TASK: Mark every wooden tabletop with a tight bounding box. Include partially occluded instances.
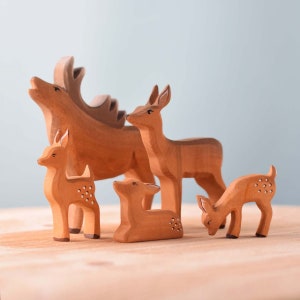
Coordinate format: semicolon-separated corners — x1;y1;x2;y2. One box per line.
0;204;299;300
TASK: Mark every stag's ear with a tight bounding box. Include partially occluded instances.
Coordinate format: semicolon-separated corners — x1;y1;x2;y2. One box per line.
145;183;160;195
147;85;159;105
197;195;213;213
60;129;69;148
156;85;171;109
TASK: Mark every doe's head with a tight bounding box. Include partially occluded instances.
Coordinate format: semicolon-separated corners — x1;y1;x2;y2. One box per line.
37;129;69;167
126;85;171;128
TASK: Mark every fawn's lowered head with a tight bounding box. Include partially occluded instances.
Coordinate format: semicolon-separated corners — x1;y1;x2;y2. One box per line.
113;178;160;200
126;85;171;129
38;129;69;168
197;195;220;235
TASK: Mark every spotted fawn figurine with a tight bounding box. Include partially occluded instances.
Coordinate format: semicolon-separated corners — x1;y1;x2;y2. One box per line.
127;85;226;221
38;129;100;241
113;178;183;242
197;165;277;239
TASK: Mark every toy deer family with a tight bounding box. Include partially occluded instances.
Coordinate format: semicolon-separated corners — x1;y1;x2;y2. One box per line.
30;56;277;243
113;178;183;242
38;129;100;241
127;85;226;221
198;165;277;239
29;56;155;233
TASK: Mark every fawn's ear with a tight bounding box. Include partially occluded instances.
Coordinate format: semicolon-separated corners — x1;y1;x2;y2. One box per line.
53;130;61;144
156;85;171;109
60;129;69;148
144;183;160;195
147;85;159;105
197;195;213;214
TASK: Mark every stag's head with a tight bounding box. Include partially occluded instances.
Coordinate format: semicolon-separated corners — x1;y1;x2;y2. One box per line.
126;85;171;129
113;178;160;200
28;56;126;143
29;57;85;109
38;129;69;168
197;195;220;236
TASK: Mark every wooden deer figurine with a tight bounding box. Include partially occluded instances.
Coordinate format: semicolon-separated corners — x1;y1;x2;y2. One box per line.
38;129;100;241
113;178;183;242
29;56;155;233
126;85;226;219
197;165;277;239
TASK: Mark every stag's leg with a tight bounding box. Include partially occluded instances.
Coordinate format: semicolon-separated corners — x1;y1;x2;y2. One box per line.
50;203;70;242
125;167;156;210
68;204;83;233
256;202;273;237
195;173;226;228
82;203;100;239
159;177;182;217
226;209;242;239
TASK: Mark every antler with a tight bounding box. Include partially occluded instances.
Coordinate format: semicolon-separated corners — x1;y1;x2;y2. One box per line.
53;56;126;128
54;56;85;107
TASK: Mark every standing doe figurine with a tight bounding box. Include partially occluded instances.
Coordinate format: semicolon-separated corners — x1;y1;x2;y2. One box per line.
198;165;277;239
38;129;100;241
127;85;226;220
113;178;183;242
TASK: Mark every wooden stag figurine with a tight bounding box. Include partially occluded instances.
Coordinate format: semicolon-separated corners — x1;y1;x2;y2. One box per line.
29;56;155;232
127;85;226;219
113;178;183;242
38;129;100;241
197;165;277;239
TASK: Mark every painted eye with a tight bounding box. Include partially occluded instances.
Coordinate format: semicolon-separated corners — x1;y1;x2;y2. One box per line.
54;86;60;92
207;220;211;225
52;153;56;157
132;181;138;186
147;109;153;114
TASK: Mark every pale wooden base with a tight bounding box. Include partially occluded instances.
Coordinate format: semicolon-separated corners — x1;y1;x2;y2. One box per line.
0;204;299;300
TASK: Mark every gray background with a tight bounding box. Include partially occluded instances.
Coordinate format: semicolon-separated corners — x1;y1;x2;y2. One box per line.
0;0;299;208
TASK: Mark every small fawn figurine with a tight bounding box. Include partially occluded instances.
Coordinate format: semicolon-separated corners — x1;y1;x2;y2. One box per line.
197;165;277;239
38;129;100;241
113;178;183;242
127;85;226;220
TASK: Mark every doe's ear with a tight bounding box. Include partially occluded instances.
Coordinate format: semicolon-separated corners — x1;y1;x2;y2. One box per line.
156;85;171;109
147;85;159;105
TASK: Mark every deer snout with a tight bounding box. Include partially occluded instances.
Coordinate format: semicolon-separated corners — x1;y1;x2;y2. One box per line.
37;157;45;166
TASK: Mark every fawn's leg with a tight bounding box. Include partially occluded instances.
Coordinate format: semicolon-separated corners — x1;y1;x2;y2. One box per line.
50;203;70;242
68;204;83;233
82;203;101;239
195;173;226;228
256;202;273;237
226;209;242;239
159;177;182;217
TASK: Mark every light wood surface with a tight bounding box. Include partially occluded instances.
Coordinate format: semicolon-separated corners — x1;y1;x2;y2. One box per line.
0;204;299;300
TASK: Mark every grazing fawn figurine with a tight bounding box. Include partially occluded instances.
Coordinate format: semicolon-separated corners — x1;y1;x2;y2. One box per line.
38;129;100;241
29;56;155;233
113;178;183;242
127;85;226;220
197;165;277;239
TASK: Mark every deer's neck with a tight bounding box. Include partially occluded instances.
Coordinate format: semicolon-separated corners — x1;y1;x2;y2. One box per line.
119;196;143;224
44;165;66;187
138;123;170;157
214;192;241;225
